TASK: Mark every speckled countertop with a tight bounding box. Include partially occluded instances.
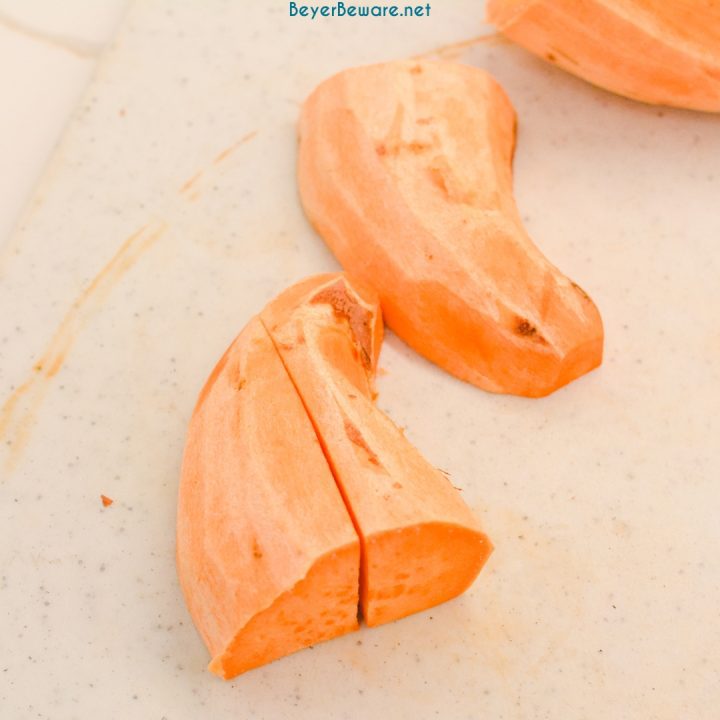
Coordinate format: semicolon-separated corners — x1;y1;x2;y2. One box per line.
0;0;128;249
1;1;719;718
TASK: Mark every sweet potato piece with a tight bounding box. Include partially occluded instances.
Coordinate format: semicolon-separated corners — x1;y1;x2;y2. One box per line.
176;317;360;679
298;60;603;397
488;0;720;112
261;274;492;626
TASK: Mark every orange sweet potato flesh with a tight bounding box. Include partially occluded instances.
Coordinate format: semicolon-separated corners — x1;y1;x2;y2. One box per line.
298;60;603;397
488;0;720;112
177;316;360;679
261;274;493;626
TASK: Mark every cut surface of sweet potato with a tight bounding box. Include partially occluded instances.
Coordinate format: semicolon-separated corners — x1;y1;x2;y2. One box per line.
261;274;493;626
488;0;720;112
177;316;360;679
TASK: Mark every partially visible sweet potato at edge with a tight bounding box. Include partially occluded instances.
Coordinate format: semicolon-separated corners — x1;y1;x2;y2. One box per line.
488;0;720;112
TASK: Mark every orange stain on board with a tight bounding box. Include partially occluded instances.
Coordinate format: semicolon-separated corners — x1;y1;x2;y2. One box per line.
0;221;167;474
1;130;258;474
179;171;203;194
101;494;114;507
176;130;258;200
414;32;505;60
213;130;258;165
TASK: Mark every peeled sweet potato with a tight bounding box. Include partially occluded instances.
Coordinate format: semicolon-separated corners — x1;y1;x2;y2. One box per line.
261;274;492;626
177;274;492;678
177;316;360;679
298;60;603;397
488;0;720;112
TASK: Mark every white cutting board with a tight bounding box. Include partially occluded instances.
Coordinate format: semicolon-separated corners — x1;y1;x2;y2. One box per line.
1;1;719;718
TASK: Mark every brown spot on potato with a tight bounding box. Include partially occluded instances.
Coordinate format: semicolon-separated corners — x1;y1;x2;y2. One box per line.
516;319;537;337
343;418;382;468
548;46;578;65
428;166;449;196
407;141;430;153
572;281;591;301
515;318;548;344
311;281;374;369
252;539;263;559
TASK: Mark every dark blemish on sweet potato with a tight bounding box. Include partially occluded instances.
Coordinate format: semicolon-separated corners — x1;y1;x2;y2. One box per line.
515;318;548;344
428;167;449;196
311;281;374;370
572;282;591;301
516;319;537;337
548;46;578;66
407;141;431;153
427;165;477;205
343;418;381;467
237;378;246;390
252;539;263;559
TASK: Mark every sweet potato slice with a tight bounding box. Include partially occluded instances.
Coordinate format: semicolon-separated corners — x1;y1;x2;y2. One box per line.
176;317;360;679
298;60;603;397
261;274;492;626
488;0;720;112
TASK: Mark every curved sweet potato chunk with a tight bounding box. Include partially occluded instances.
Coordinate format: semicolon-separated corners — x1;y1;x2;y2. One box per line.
178;274;493;677
298;60;603;397
177;317;360;679
261;274;492;626
488;0;720;112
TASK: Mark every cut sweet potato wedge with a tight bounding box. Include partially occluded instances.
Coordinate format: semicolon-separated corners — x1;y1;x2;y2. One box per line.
298;60;603;397
177;317;360;679
178;274;493;677
488;0;720;112
261;274;492;626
